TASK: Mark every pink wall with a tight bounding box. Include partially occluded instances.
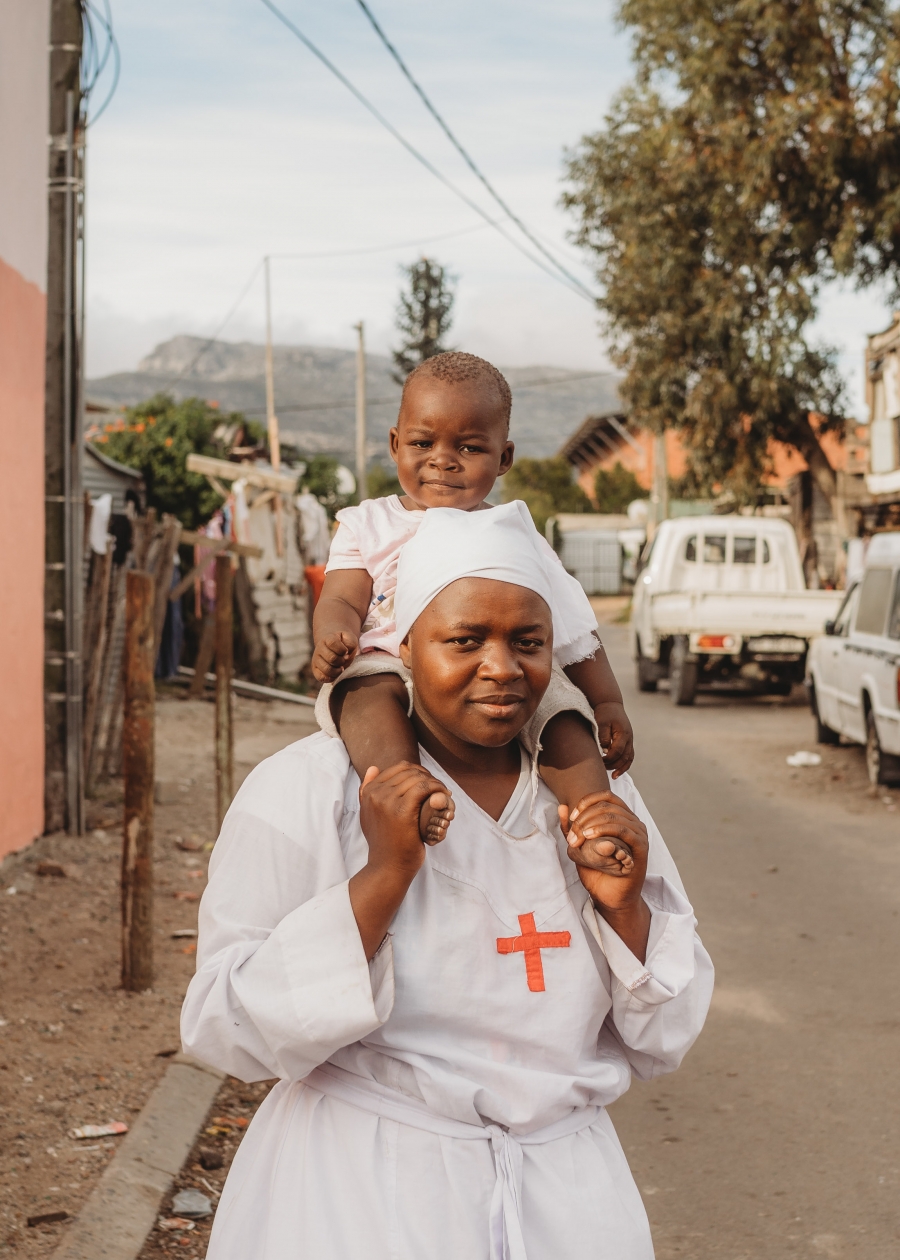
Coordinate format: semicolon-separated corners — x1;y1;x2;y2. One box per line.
0;257;45;856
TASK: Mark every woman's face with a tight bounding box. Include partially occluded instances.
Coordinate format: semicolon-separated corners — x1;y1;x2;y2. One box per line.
399;577;553;749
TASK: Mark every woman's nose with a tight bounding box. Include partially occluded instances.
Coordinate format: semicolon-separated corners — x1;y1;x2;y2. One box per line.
478;644;524;681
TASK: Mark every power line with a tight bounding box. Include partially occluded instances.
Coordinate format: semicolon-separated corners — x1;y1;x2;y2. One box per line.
161;259;265;389
270;218;497;260
351;0;596;301
259;0;594;302
81;0;120;126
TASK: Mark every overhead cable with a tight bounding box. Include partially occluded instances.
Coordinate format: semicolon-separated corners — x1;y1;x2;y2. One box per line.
259;0;594;302
81;0;120;125
351;0;596;300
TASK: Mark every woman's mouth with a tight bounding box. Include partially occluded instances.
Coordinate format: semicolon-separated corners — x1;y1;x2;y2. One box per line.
469;695;525;719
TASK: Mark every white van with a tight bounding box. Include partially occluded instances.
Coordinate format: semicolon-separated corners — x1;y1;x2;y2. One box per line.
806;532;900;785
632;516;841;704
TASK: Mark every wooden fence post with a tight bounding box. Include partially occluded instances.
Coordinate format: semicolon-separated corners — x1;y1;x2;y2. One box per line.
122;570;155;992
215;555;234;830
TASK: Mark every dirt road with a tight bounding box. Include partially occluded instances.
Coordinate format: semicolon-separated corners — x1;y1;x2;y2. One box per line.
598;617;900;1260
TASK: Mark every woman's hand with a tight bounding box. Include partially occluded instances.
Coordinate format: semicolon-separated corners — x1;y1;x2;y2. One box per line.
559;791;651;962
350;762;451;959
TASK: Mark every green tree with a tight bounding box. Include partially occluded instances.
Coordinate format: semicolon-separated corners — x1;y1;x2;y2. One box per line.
299;454;354;520
91;394;253;529
392;257;456;383
594;463;645;514
365;462;403;500
502;457;592;537
563;0;900;509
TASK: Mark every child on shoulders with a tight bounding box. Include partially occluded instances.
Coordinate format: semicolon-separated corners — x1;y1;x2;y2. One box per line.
312;352;635;854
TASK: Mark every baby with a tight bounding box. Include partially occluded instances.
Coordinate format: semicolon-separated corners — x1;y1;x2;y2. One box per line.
312;352;636;866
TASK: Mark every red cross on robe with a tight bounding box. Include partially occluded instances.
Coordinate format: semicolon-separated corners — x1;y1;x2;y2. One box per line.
496;912;571;992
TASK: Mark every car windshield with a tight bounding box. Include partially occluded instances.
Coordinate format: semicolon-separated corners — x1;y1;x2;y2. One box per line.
888;574;900;640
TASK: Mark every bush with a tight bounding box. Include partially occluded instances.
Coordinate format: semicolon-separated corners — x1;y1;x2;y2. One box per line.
365;463;403;500
299;455;355;520
91;394;260;529
502;457;592;537
593;462;645;515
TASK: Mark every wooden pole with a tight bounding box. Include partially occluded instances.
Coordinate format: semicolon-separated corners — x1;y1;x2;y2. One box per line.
122;570;155;993
354;320;367;502
215;554;234;830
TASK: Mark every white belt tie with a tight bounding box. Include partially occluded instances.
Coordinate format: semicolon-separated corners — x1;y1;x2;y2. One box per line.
303;1063;600;1260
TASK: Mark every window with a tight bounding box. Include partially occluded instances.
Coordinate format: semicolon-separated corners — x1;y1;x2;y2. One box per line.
888;574;900;640
761;539;771;564
832;583;860;637
855;568;893;635
703;535;726;563
733;536;756;565
685;535;697;562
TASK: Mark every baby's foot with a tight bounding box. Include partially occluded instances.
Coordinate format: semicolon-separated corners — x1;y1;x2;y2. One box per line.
559;796;635;876
420;789;455;846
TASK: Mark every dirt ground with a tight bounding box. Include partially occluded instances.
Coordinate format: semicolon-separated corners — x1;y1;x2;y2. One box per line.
0;687;317;1257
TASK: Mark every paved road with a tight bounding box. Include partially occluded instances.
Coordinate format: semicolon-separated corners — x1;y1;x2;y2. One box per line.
597;618;900;1260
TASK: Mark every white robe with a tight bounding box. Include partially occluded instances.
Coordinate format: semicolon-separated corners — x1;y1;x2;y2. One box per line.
181;734;714;1260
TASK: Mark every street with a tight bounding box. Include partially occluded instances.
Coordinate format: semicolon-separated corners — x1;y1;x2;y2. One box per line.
598;615;900;1260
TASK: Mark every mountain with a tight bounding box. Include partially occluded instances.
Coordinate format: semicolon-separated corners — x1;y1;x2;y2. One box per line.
86;336;622;462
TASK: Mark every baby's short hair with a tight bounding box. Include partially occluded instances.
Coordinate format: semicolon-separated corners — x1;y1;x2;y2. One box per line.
402;352;512;428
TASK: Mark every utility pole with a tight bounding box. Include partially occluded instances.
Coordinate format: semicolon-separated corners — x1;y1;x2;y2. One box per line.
354;320;367;502
122;571;155;992
264;256;281;471
264;256;285;554
45;0;84;835
650;430;669;533
214;555;234;830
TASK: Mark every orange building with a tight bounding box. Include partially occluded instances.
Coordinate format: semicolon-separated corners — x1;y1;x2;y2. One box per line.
559;412;865;504
0;1;50;857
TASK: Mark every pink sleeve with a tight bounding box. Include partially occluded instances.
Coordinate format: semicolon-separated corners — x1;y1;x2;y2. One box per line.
325;520;368;573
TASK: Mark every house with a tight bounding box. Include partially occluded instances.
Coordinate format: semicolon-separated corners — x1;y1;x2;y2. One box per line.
0;1;49;858
559;411;866;586
859;315;900;534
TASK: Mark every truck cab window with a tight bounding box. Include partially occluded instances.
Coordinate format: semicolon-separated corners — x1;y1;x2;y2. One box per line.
761;539;771;564
703;535;726;564
856;568;893;635
685;536;697;562
733;536;756;564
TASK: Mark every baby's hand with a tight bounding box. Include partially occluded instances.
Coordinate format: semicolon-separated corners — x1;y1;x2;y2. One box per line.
312;630;359;683
593;702;634;778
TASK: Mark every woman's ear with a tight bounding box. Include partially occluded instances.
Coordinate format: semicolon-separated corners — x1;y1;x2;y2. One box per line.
399;634;411;669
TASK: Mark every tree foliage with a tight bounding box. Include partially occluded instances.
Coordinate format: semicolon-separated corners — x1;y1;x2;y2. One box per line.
594;462;645;514
392;257;456;383
91;394;260;529
298;455;354;520
502;457;592;536
365;462;403;500
563;0;900;506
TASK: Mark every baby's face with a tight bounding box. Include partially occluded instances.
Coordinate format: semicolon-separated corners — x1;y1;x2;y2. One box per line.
389;376;514;511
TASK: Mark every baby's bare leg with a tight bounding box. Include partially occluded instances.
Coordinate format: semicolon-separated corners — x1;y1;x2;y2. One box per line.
331;673;454;844
539;711;610;812
539;713;631;872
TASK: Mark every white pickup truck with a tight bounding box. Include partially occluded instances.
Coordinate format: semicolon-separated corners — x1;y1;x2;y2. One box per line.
806;532;900;785
631;516;842;705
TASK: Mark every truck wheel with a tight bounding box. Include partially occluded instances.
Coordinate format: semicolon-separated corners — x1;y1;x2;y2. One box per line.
635;644;657;693
866;710;900;786
669;637;697;707
809;684;839;745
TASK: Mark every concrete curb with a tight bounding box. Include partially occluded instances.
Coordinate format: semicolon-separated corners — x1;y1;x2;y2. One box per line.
51;1054;226;1260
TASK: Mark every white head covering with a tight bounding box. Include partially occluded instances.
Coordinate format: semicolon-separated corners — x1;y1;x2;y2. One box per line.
394;500;597;664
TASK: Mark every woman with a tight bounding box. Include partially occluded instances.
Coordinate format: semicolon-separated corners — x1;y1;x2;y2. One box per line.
182;504;714;1260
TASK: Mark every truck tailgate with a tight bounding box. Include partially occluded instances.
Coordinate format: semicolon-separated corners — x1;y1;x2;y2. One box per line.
648;589;843;639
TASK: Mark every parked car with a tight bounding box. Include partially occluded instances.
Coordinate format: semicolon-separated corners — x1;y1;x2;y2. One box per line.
806;532;900;785
631;516;842;705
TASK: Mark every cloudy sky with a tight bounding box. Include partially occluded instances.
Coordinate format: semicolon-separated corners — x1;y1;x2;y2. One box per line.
85;0;892;416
